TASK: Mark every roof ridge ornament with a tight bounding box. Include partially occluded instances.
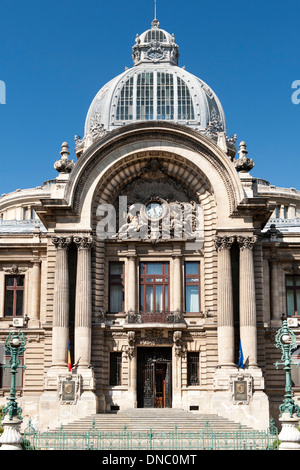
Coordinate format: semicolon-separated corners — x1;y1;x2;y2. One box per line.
151;0;160;28
54;142;75;174
234;141;255;173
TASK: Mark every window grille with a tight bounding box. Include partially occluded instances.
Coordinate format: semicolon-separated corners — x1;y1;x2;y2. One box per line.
187;352;199;386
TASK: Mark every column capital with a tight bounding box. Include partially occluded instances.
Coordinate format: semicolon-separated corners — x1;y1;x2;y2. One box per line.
215;235;235;252
237;235;257;251
52;236;72;250
73;236;93;250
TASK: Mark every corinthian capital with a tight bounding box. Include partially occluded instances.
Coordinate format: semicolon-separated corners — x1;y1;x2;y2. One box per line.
52;236;72;250
237;235;257;251
215;235;235;252
73;236;94;250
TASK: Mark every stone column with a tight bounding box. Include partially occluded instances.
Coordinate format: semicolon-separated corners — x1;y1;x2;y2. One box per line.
215;236;235;367
30;260;41;321
127;255;137;312
52;236;72;368
74;236;93;368
237;236;258;368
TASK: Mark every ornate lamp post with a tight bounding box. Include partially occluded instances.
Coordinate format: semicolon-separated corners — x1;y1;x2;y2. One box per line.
0;330;26;450
275;315;300;450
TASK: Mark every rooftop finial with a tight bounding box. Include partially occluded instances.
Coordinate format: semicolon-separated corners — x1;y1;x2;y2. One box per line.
152;0;159;28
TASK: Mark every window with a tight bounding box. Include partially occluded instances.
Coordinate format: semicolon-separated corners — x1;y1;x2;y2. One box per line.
109;262;124;313
0;343;23;388
116;76;134;121
185;262;200;312
286;275;300;317
187;352;199;386
140;262;169;312
177;77;195;120
110;352;122;386
144;30;167;43
157;72;174;120
136;72;154;120
4;275;24;317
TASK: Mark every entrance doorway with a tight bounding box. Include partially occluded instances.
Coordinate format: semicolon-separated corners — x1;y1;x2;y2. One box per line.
137;347;172;408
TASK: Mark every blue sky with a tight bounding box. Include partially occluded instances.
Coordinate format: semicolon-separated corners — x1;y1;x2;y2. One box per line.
0;0;299;195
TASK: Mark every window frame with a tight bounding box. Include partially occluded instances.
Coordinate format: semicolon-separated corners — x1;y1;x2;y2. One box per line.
109;352;122;386
108;262;125;313
139;262;170;313
187;351;200;386
286;274;300;317
0;342;24;389
4;275;25;318
184;261;201;313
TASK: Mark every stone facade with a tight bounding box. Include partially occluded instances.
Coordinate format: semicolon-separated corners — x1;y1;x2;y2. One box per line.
0;18;299;432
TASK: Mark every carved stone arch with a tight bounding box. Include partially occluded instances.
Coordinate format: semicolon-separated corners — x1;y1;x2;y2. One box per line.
90;150;218;321
65;122;243;226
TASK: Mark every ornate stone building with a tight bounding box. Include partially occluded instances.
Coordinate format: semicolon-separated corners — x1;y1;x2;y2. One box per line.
0;17;299;431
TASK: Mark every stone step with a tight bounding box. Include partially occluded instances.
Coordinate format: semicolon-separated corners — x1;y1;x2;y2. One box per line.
53;409;253;432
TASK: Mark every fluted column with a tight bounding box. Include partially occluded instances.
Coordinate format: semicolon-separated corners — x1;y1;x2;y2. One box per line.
52;236;72;367
74;236;93;368
237;236;258;368
270;252;281;321
215;236;235;367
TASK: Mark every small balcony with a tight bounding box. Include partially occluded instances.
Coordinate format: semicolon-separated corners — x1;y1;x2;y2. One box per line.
126;310;186;327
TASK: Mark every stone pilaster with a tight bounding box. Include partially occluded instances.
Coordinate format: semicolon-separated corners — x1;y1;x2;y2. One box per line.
215;236;235;367
30;260;41;321
51;236;72;368
74;236;93;368
127;255;137;312
237;236;258;368
173;253;182;312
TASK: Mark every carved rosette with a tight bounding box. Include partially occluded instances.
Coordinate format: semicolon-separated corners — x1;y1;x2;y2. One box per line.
214;236;235;252
51;236;72;250
237;236;257;251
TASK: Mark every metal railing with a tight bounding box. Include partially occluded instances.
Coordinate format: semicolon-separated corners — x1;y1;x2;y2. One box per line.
23;419;279;451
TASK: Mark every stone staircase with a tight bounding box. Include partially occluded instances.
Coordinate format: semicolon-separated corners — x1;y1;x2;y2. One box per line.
53;408;254;432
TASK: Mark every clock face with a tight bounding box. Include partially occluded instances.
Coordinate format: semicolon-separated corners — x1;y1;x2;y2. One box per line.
146;202;163;219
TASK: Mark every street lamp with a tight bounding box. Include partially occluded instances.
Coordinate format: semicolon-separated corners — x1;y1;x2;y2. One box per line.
274;314;300;418
0;330;26;451
275;314;300;450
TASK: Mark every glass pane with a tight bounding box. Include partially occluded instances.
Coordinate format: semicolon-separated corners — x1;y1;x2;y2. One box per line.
297;291;300;315
165;263;168;274
155;285;163;311
5;290;13;316
165;285;168;311
146;263;163;275
146;286;154;311
287;291;295;316
186;262;199;275
140;285;144;310
5;276;14;287
16;276;24;287
296;277;300;286
16;291;23;316
286;276;294;286
110;285;123;312
110;263;123;275
186;285;199;312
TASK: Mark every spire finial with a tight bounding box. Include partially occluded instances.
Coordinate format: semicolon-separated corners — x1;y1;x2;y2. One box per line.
151;0;159;28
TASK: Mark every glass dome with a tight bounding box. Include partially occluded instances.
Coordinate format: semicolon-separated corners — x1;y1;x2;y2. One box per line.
83;18;227;143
